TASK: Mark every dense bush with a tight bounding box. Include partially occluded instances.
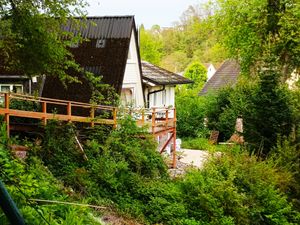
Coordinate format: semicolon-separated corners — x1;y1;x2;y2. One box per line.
205;72;294;155
205;86;238;141
180;152;300;225
28;117;300;224
38;120;86;187
271;138;300;211
0;123;101;224
176;89;209;138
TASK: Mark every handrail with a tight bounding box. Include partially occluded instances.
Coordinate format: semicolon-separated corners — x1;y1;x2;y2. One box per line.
0;92;177;168
0;92;116;110
0;92;176;135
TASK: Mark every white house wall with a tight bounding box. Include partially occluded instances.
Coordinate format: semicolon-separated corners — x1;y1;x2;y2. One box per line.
146;85;175;108
121;28;144;107
207;64;216;81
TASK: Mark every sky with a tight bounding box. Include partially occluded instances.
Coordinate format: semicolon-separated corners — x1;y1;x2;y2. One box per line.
86;0;205;28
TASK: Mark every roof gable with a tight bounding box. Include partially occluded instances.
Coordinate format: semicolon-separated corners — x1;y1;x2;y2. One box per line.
200;60;240;95
42;16;136;103
63;16;134;39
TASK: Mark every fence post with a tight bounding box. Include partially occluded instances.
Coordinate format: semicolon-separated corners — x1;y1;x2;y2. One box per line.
42;101;47;126
113;108;117;129
165;108;169;129
152;108;156;134
4;93;10;138
67;102;72;122
141;109;145;126
90;106;95;128
172;108;177;168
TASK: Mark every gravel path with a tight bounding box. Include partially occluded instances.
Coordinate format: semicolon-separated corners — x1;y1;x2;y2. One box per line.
178;149;210;168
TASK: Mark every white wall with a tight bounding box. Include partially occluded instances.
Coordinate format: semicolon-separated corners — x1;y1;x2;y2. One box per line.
207;64;216;81
121;28;144;107
146;85;175;108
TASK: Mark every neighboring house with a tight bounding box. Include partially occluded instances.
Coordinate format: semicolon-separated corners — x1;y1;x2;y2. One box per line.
41;16;145;107
203;63;216;81
142;61;193;108
0;65;40;95
200;60;240;95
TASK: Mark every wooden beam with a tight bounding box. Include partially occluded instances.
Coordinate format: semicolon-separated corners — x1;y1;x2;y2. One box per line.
113;108;117;129
42;101;47;125
90;106;95;127
4;93;10;138
67;102;72;122
152;108;156;134
172;108;177;168
159;132;174;154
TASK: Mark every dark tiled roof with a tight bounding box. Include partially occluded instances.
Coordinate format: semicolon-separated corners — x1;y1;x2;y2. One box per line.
142;61;193;85
200;60;240;95
63;16;134;39
42;16;136;103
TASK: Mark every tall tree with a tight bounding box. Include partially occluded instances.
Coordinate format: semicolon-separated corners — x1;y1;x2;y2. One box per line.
212;0;300;79
0;0;87;82
139;25;163;65
184;61;207;91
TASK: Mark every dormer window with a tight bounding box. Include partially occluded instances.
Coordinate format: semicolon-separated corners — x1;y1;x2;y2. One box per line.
96;39;106;48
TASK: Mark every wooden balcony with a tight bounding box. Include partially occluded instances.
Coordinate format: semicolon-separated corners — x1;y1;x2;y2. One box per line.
0;92;177;167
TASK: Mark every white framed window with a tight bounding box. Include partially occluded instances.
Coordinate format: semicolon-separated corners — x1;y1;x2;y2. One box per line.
0;84;23;93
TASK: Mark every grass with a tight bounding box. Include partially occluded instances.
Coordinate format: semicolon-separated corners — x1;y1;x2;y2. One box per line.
181;137;241;153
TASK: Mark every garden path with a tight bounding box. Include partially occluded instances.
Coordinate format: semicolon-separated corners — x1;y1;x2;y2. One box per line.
179;149;210;168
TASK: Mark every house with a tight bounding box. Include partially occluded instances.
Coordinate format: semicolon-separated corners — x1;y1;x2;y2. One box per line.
200;60;240;95
40;16;145;108
142;61;193;108
0;16;192;111
203;63;217;81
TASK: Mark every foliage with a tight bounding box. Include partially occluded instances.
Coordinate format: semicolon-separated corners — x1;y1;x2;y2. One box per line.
184;62;207;91
175;90;209;138
0;123;101;224
181;137;233;152
180;152;300;225
271;137;300;210
2;112;300;224
139;4;227;72
205;86;238;141
212;0;300;78
139;25;163;65
182;153;299;224
161;51;190;73
0;0;87;82
205;70;293;154
38;120;85;187
243;64;293;155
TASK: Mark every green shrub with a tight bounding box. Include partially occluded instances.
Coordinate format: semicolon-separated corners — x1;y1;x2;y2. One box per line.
270;138;300;210
180;152;300;225
0;124;101;224
176;90;209;138
39;120;86;188
205;86;238;141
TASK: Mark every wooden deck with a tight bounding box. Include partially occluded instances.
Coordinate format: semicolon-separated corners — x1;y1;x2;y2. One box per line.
0;92;177;167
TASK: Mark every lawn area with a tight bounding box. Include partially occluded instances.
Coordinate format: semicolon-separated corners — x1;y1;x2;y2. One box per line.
181;137;240;152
